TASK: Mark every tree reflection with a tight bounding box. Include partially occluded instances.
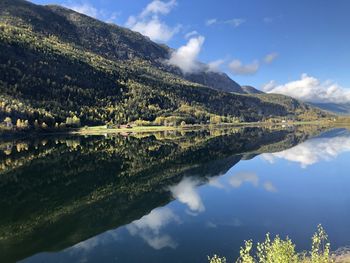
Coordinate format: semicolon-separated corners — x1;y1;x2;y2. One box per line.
0;125;328;262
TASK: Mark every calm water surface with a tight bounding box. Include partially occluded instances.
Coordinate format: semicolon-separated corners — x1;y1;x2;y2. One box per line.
1;126;350;262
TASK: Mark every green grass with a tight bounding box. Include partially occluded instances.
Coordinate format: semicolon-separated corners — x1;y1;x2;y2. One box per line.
70;120;337;135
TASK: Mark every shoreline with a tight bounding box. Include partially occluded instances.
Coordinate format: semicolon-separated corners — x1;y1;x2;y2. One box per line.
71;120;332;135
0;120;340;137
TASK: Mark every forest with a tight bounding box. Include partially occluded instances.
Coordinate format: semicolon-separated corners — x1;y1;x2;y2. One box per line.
0;0;330;132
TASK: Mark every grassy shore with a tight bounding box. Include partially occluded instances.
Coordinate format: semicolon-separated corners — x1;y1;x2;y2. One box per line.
70;120;334;135
0;119;339;137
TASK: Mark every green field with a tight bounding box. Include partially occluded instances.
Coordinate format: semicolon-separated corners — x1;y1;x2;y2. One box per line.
70;120;335;135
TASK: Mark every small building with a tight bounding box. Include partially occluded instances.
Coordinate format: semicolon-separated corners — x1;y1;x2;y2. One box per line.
120;124;132;129
2;121;13;129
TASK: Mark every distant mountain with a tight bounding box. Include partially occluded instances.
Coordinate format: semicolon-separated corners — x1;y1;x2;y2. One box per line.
314;128;350;139
241;85;264;94
0;0;329;128
311;102;350;115
184;70;243;93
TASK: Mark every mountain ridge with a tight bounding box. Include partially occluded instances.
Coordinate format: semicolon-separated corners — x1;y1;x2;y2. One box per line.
1;0;243;93
241;85;264;94
310;102;350;115
46;4;244;93
0;0;329;129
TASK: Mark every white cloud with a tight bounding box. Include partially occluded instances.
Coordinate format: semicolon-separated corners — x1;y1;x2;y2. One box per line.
206;18;246;28
167;36;205;73
264;52;278;64
207;175;226;189
70;229;121;253
262;133;350;168
141;234;177;250
263;15;283;24
140;0;177;17
64;2;120;22
185;30;199;39
229;59;259;75
263;181;277;192
207;59;225;72
106;11;120;23
206;18;217;26
65;3;99;18
229;172;259;188
127;207;180;250
129;208;178;232
263;74;350;104
169;177;205;213
227;53;276;75
227;172;277;193
127;17;180;42
263;80;277;91
225;18;246;27
126;0;180;42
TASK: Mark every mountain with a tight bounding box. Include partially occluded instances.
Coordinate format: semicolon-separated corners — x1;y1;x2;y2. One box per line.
0;0;329;129
40;4;245;94
0;0;243;94
241;85;264;94
184;69;243;93
310;102;350;115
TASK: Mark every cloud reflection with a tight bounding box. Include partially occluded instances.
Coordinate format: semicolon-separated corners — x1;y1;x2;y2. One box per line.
169;177;205;213
207;175;225;189
229;172;259;188
210;171;278;193
126;207;180;250
262;134;350;168
70;229;121;254
263;181;277;192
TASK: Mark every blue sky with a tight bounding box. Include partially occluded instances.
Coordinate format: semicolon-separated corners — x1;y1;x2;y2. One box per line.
29;0;350;103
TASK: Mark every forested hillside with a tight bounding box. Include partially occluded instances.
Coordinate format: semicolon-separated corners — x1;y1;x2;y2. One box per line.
0;0;329;130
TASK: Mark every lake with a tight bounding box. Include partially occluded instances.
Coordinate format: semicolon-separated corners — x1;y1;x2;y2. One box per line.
1;126;350;263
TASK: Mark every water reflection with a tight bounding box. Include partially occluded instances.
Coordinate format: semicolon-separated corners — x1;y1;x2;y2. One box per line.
71;229;120;253
262;129;350;167
169;177;205;214
0;125;344;262
126;208;180;250
229;172;259;188
209;171;278;193
263;181;277;192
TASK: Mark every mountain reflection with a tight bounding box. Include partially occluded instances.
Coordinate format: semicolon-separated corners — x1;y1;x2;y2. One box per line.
0;125;332;262
262;129;350;167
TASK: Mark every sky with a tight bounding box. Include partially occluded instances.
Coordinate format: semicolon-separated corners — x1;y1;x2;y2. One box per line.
29;0;350;103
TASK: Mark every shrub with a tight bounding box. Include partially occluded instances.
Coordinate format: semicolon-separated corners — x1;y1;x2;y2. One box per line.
208;225;333;263
208;255;226;263
134;119;152;126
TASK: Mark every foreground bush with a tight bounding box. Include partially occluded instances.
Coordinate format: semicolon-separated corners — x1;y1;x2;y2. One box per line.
209;225;334;263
